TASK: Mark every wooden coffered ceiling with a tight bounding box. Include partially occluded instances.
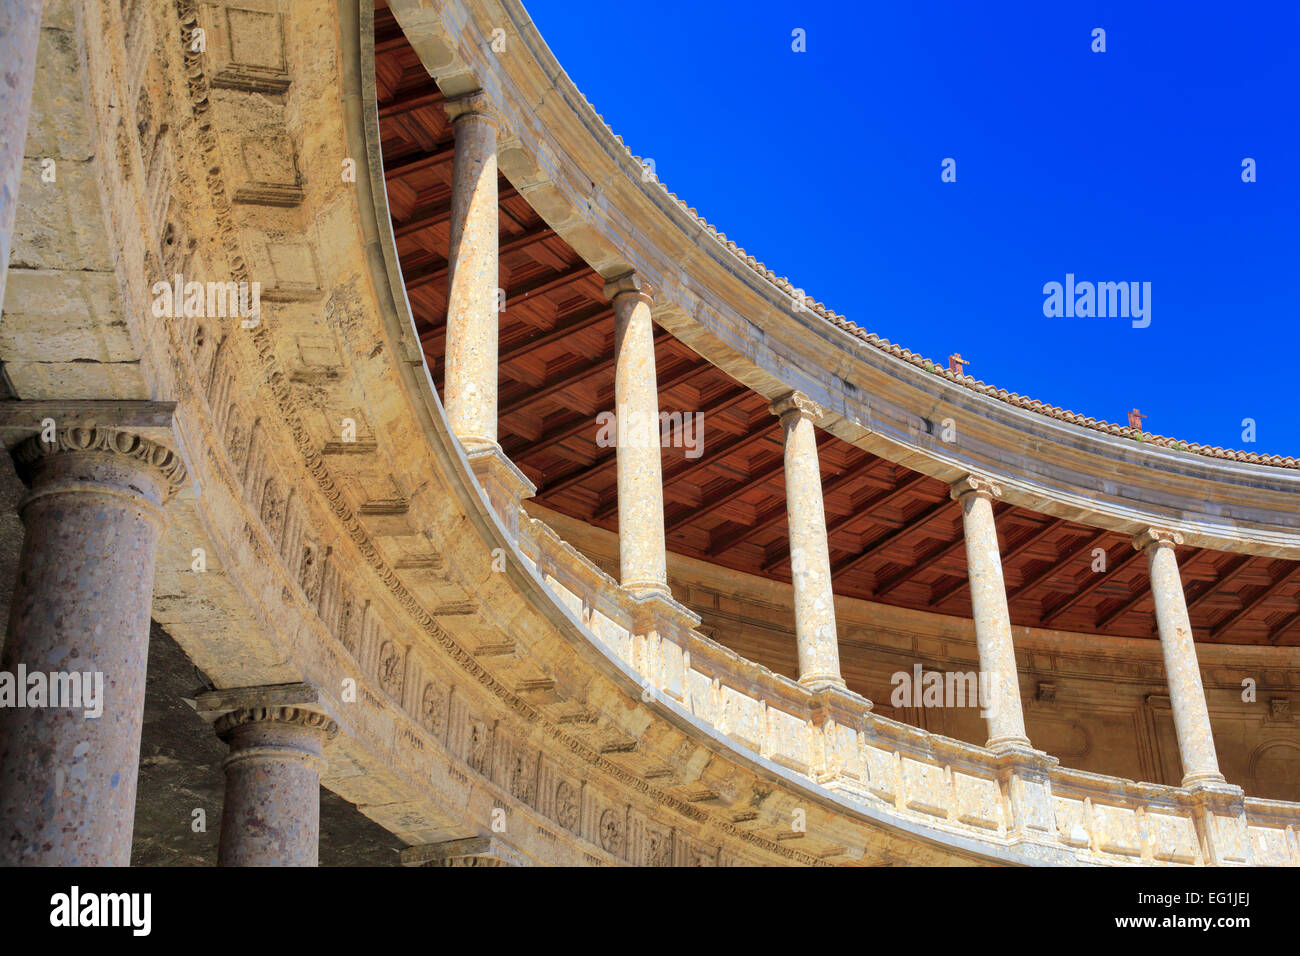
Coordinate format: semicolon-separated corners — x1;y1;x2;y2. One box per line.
375;4;1300;648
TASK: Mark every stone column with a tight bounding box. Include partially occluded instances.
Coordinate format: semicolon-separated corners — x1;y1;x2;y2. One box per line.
951;475;1030;751
0;1;43;315
215;706;338;866
0;427;186;865
443;91;501;452
771;391;843;688
605;273;669;598
1134;528;1224;787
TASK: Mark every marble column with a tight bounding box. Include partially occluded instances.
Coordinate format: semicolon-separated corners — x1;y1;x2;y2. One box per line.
951;475;1030;751
0;427;186;865
443;91;501;452
1134;528;1225;787
771;391;843;688
605;273;669;598
215;706;338;866
0;1;43;315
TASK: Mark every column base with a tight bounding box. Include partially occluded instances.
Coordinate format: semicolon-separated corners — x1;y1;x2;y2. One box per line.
798;674;847;692
624;581;672;601
1184;779;1248;866
466;443;536;541
989;745;1060;844
627;589;700;702
985;733;1034;755
1181;769;1227;789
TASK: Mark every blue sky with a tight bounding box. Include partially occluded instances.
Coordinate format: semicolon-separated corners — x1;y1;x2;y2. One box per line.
522;0;1300;457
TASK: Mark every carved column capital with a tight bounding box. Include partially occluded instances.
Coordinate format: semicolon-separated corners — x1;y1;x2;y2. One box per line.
1133;527;1183;552
443;90;506;132
401;835;525;867
770;390;823;424
213;705;339;744
949;473;1002;502
11;426;188;501
603;271;656;307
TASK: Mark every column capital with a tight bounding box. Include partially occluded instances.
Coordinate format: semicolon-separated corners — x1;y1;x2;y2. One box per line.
443;90;506;131
603;271;656;306
11;426;187;500
213;706;340;744
1133;527;1183;552
770;390;823;424
400;835;525;867
949;473;1002;502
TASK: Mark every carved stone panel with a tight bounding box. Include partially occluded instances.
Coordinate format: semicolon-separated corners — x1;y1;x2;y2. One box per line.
421;681;448;738
598;808;625;856
378;640;404;700
554;780;579;831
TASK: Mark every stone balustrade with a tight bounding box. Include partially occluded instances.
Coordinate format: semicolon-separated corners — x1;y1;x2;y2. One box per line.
512;504;1300;865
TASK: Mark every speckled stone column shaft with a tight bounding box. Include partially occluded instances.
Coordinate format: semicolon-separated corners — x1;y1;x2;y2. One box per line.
443;92;500;451
1135;529;1225;788
0;0;43;315
606;274;669;597
216;707;338;866
951;476;1030;751
771;392;843;688
0;428;186;865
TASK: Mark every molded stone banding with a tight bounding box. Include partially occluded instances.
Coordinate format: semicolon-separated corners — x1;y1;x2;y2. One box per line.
215;706;338;867
1134;528;1226;787
771;390;843;688
444;90;501;451
0;429;179;865
951;474;1031;751
607;274;670;597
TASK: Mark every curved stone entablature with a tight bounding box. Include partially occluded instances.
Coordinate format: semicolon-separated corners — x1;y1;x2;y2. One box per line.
3;0;1297;867
386;0;1300;560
